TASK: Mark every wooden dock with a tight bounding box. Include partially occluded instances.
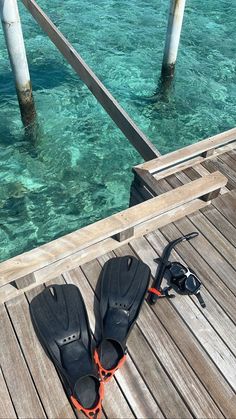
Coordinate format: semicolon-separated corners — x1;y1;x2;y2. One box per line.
1;128;236;418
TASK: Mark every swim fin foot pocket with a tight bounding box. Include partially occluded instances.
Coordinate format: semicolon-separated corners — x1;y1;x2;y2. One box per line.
30;284;104;418
95;256;150;382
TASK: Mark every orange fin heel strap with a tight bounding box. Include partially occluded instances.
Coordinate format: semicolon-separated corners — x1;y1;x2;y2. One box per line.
94;349;127;382
71;381;104;418
148;287;163;296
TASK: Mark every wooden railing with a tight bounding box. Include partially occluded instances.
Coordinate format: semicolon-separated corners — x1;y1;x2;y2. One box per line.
135;127;236;174
0;171;227;293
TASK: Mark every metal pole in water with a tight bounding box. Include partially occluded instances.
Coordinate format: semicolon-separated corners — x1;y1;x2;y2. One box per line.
0;0;36;128
161;0;186;80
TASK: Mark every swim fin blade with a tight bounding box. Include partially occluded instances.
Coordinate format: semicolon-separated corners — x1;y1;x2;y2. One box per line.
30;284;104;418
95;256;150;381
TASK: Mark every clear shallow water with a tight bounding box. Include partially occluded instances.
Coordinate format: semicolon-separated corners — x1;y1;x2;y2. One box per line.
0;0;235;261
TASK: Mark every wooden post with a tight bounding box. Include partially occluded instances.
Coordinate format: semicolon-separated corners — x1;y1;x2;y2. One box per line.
0;0;36;127
161;0;186;80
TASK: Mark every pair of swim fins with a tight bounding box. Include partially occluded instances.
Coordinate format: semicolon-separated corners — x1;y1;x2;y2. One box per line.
30;256;150;418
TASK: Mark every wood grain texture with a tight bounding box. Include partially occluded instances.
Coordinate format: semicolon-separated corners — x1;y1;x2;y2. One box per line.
113;244;236;417
0;304;46;418
6;294;76;419
187;210;236;269
146;229;236;356
0;367;16;419
173;215;236;296
213;190;236;229
201;204;236;247
0;172;226;287
128;236;236;392
136;128;236;173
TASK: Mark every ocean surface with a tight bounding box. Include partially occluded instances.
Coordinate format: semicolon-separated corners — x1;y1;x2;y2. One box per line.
0;0;235;261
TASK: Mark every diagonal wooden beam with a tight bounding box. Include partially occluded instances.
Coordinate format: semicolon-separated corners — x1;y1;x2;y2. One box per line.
21;0;160;160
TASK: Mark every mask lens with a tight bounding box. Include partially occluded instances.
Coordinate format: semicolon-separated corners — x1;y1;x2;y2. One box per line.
169;263;187;279
185;275;201;292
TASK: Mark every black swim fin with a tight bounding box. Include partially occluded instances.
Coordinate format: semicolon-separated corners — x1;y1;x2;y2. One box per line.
30;284;104;418
95;256;150;381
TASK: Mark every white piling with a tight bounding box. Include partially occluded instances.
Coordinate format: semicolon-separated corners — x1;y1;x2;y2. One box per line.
161;0;186;79
0;0;36;127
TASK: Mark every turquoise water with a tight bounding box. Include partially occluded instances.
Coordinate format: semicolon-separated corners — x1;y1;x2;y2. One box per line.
0;0;235;261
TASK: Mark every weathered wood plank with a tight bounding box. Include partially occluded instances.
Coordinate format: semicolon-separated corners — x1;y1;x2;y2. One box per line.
227;149;236;161
128;235;236;391
188;211;236;269
21;0;159;161
6;294;76;419
145;229;236;357
218;151;236;171
136;128;236;173
0;172;226;287
0;367;16;419
63;268;144;419
151;142;236;181
96;253;223;418
80;259;191;418
0;304;46;418
12;272;36;289
201;204;236;248
149;221;236;323
213;190;236;229
172;216;236;296
113;244;236;418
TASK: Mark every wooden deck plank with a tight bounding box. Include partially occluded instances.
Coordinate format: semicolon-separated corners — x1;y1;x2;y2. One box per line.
96;254;223;419
128;235;236;391
80;258;192;418
113;244;236;417
218;151;236;171
0;367;16;419
0;304;46;418
147;174;236;298
151;218;236;324
145;229;236;356
172;215;236;296
201;205;236;248
187;211;236;269
227;149;236;161
6;293;76;419
213;190;236;229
